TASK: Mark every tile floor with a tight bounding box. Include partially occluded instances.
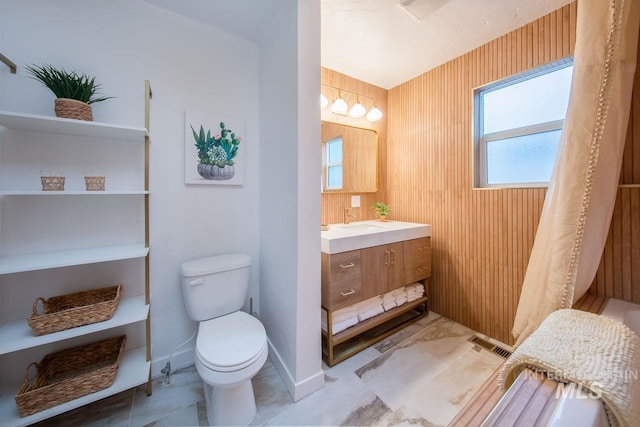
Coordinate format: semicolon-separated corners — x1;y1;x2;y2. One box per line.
32;312;507;426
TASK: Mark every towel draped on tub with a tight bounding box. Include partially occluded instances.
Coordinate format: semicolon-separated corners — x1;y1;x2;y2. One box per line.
499;309;640;427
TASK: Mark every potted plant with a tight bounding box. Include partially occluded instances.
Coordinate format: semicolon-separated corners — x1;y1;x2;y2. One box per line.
25;64;113;121
191;121;241;180
373;202;390;221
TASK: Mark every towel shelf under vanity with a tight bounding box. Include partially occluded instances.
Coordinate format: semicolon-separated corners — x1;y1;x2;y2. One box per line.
321;232;432;366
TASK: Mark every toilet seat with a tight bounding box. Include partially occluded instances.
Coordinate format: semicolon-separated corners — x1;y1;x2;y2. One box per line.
196;310;267;372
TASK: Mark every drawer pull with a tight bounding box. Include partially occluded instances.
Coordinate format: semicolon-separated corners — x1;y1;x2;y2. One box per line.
340;288;356;297
339;262;355;269
390;249;396;265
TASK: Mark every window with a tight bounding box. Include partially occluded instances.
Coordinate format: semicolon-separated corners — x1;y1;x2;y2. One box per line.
324;136;343;190
474;59;574;187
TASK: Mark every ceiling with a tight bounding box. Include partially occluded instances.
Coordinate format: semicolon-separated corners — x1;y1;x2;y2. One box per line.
143;0;573;89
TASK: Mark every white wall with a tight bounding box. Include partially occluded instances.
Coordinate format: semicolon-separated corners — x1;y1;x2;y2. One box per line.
0;0;261;376
259;0;324;401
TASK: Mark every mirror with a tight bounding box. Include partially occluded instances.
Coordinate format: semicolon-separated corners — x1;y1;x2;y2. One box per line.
321;121;378;193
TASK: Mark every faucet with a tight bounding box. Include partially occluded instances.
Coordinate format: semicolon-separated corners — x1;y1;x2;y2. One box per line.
343;208;356;224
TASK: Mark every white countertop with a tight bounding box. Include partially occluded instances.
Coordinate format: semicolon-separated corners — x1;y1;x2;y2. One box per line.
321;220;431;254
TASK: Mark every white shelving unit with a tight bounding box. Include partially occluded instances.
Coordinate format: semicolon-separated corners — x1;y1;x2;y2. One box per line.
0;83;152;426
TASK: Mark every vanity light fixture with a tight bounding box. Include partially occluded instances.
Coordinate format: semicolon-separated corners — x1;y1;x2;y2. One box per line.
366;106;383;122
320;94;329;109
321;84;384;123
349;98;366;118
330;95;348;114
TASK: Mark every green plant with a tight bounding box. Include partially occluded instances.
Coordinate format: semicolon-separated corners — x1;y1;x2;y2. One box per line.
373;202;390;217
24;64;113;104
191;121;241;168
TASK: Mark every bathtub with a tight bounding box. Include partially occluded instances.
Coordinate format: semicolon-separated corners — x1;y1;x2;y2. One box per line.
548;298;640;427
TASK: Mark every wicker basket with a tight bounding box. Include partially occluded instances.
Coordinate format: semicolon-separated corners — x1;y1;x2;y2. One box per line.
54;98;93;121
15;335;126;417
84;176;105;191
40;176;65;191
28;284;122;336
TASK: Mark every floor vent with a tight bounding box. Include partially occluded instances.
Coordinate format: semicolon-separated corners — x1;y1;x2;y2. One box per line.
469;335;512;359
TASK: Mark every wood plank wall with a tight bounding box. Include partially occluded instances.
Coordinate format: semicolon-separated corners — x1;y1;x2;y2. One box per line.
386;4;578;344
588;30;640;303
321;68;388;224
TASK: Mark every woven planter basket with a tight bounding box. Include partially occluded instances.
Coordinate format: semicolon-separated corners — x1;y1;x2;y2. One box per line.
54;98;93;121
28;284;122;336
40;176;65;191
84;176;106;191
14;335;126;417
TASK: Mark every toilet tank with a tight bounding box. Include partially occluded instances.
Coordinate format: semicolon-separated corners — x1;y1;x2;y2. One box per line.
181;253;251;321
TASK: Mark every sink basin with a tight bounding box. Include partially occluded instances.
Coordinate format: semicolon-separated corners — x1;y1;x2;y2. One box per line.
321;220;431;254
333;223;386;232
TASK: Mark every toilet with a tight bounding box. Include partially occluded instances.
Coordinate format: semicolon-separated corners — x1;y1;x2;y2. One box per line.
181;253;267;426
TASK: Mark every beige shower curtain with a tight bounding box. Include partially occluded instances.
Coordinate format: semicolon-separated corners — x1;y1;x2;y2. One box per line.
512;0;640;346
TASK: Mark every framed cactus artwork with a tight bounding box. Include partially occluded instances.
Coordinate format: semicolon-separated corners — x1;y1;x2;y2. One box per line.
184;111;244;185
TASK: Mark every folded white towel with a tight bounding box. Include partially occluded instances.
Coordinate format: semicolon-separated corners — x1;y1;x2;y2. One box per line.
358;304;384;322
395;296;408;306
332;304;359;324
392;288;406;296
383;300;396;311
332;316;359;334
407;294;420;303
358;296;383;313
381;291;396;303
405;283;424;293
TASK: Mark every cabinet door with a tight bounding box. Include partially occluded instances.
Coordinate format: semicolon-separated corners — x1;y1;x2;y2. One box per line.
361;242;405;298
404;237;431;284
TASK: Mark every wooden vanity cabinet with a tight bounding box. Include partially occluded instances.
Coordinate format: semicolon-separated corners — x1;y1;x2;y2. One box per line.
321;236;432;366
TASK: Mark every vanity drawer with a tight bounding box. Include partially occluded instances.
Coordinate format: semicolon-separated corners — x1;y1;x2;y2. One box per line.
404;238;431;283
322;250;362;282
322;277;362;310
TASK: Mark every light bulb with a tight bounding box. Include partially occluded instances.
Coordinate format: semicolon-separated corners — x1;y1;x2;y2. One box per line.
349;102;366;118
320;94;329;109
330;98;348;114
366;106;383;122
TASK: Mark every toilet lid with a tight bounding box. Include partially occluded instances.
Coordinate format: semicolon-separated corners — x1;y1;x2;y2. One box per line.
196;311;267;372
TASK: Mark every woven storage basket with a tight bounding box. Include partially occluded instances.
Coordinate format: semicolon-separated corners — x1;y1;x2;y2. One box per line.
54;98;93;121
15;335;126;417
84;176;105;191
40;176;65;191
28;284;122;336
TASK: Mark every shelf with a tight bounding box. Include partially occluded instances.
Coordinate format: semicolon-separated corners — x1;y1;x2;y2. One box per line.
0;245;149;275
324;296;429;346
0;110;148;142
0;190;149;196
323;301;428;366
0;295;149;354
0;347;150;427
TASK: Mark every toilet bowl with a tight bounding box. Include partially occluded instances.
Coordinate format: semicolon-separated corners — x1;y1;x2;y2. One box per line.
181;254;267;426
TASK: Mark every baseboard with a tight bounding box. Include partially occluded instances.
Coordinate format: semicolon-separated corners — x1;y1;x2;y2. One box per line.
151;346;195;379
267;338;325;402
